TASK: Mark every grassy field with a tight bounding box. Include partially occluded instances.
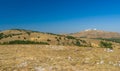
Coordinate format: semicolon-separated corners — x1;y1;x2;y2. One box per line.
0;45;120;71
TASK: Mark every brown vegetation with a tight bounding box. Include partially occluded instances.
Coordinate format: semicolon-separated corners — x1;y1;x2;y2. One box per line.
0;45;120;71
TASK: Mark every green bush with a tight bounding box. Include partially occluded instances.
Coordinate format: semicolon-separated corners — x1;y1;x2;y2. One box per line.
80;36;87;38
105;38;120;43
95;38;120;43
2;40;49;45
38;36;40;38
57;39;59;42
26;32;31;35
66;36;76;39
47;39;51;42
59;37;62;40
24;37;26;40
0;33;4;39
79;39;86;43
99;41;113;49
55;37;57;39
18;36;20;38
75;40;81;46
47;33;61;36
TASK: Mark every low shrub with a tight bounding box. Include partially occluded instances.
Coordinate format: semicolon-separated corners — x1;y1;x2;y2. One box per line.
0;33;4;39
99;41;113;49
66;36;76;39
26;32;31;35
74;40;81;46
47;39;51;42
2;40;49;45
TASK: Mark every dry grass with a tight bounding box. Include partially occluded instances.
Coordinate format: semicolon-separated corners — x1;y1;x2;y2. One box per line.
0;45;120;71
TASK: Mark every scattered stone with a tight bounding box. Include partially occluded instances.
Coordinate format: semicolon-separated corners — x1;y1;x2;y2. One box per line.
96;60;104;65
104;48;113;52
109;61;113;65
17;61;28;68
113;63;117;66
35;66;45;71
96;62;99;65
84;58;90;64
100;60;104;64
68;56;73;61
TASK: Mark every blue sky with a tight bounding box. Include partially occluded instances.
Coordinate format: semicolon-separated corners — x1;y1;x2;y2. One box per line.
0;0;120;33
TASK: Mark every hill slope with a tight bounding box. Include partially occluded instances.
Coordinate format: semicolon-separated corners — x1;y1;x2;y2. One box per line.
1;29;119;48
0;29;90;47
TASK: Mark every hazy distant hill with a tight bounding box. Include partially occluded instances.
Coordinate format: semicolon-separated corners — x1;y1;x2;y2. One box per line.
70;29;120;38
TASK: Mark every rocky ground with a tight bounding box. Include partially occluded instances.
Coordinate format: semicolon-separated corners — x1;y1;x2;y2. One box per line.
0;45;120;71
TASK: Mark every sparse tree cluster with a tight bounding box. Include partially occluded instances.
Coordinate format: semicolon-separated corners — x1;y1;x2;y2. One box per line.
0;33;22;40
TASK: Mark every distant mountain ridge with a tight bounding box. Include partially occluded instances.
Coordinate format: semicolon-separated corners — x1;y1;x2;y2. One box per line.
70;29;120;38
